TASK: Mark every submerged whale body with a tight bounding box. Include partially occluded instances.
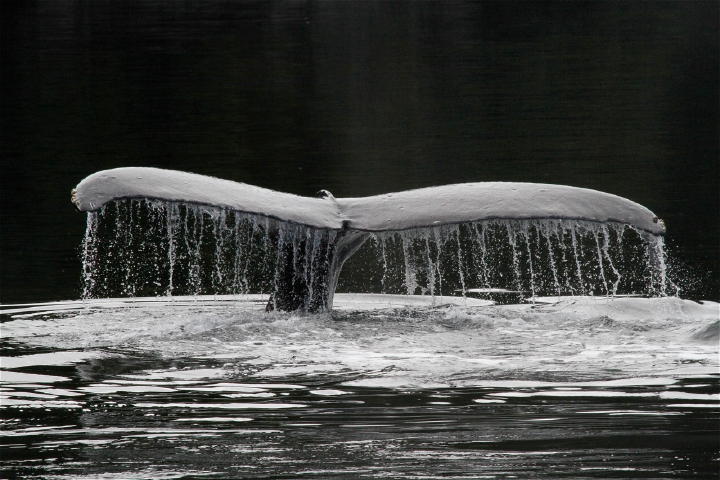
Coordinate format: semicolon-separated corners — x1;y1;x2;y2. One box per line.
72;167;668;312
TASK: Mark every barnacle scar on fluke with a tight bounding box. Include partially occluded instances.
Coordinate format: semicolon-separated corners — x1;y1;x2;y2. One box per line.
72;167;671;312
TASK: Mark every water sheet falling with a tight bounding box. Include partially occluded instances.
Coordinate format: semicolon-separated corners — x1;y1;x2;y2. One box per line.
81;199;676;307
345;220;674;299
81;200;340;310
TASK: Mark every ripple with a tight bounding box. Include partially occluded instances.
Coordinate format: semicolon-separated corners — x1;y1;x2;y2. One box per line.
0;399;82;409
173;417;253;423
79;384;176;394
0;351;109;369
134;402;307;409
0;371;71;384
309;389;350;396
488;390;657;398
667;403;720;409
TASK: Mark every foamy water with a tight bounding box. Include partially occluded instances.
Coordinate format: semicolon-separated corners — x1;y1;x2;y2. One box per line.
1;295;718;479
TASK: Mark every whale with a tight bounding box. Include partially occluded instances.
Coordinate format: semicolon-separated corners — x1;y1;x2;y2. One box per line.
72;167;665;311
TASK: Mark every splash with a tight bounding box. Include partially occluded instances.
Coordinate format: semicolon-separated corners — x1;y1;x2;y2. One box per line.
80;199;676;307
81;200;341;311
354;220;675;298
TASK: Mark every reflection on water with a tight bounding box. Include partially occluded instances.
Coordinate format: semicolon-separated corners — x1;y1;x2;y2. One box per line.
1;296;718;479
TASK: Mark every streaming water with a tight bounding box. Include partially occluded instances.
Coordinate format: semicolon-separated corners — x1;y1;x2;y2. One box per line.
79;200;675;304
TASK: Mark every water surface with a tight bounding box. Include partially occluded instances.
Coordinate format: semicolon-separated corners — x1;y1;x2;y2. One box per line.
2;296;718;479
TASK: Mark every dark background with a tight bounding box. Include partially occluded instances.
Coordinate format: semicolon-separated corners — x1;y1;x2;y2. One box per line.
1;0;718;303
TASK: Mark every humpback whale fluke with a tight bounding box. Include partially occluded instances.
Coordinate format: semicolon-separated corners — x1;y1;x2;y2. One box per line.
73;167;664;235
72;167;667;311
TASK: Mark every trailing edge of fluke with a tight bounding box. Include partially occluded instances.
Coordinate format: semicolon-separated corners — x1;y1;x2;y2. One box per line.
71;167;665;235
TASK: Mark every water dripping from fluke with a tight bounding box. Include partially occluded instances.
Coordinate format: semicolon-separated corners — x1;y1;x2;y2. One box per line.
73;168;676;311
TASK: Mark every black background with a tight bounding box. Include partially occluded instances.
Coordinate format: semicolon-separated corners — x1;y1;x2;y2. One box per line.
1;1;718;302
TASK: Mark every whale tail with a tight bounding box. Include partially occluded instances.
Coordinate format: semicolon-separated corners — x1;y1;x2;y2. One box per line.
73;167;668;311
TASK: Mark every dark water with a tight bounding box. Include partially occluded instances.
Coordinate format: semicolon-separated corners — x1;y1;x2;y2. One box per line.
1;0;718;303
1;2;719;479
1;297;719;479
3;367;718;480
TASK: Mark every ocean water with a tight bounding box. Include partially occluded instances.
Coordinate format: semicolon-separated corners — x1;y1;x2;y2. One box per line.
1;295;718;479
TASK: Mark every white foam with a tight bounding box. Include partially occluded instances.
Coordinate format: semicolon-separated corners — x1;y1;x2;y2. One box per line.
333;293;492;309
1;296;717;390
